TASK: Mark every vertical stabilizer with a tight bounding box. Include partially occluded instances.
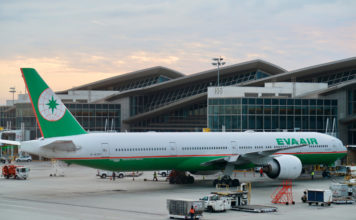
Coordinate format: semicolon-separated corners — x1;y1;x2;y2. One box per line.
21;68;87;138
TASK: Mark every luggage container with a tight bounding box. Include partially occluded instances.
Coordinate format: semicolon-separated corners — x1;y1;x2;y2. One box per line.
167;199;204;219
306;189;332;206
330;184;349;197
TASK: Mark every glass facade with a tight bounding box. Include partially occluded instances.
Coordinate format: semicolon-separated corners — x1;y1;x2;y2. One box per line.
0;106;15;130
130;70;270;116
348;122;356;145
2;103;121;139
64;103;121;132
208;98;338;133
348;88;356;115
113;75;171;92
130;101;207;132
301;67;355;86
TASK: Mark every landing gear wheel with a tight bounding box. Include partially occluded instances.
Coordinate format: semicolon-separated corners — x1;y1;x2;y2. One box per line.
169;177;176;184
168;171;194;184
232;179;240;187
187;176;195;184
221;175;232;186
207;206;213;212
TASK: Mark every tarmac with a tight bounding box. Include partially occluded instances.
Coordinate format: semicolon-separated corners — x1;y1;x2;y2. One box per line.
0;161;354;220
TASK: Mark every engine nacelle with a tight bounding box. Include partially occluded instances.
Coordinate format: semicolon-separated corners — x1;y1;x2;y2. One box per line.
265;155;302;179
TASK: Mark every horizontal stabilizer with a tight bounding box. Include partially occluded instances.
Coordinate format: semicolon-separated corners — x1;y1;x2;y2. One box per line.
41;140;80;152
0;139;21;146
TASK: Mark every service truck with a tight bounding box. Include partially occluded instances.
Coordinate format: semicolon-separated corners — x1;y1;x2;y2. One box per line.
2;164;30;179
199;194;231;212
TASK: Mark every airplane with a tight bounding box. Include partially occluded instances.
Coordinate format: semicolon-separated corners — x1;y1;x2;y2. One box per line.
0;68;347;186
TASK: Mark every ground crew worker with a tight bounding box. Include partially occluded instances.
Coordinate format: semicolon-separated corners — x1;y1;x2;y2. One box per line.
112;172;116;181
189;206;195;220
260;167;264;177
311;170;315;180
153;171;158;181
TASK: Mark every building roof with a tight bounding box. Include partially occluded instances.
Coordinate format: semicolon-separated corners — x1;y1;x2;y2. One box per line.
244;57;356;87
317;79;356;96
123;93;207;124
57;66;184;93
104;59;286;101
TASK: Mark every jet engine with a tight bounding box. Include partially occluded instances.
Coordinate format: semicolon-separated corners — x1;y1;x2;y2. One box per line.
264;155;302;179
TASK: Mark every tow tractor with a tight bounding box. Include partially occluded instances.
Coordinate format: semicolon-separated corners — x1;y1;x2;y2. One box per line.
200;194;231;212
2;164;30;179
200;183;250;212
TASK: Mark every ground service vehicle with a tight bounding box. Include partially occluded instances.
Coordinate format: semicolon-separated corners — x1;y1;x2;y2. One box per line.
15;155;32;162
158;170;171;177
0;156;9;163
97;170;143;179
200;194;231;212
2;164;30;179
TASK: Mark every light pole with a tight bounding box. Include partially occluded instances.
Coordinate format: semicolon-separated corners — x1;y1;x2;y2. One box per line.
9;87;16;105
212;57;226;87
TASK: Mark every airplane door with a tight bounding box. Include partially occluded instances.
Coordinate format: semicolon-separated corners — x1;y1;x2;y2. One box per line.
169;142;177;156
101;143;110;157
231;141;238;155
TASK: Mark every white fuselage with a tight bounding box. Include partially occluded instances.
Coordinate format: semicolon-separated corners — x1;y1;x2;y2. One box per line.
21;131;345;163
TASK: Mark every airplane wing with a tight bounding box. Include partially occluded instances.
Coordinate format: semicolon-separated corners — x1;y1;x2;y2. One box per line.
40;140;80;152
201;155;249;167
0;139;21;146
200;144;307;167
241;144;308;159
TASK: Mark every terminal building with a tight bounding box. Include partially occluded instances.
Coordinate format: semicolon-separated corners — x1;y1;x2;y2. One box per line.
1;57;356;161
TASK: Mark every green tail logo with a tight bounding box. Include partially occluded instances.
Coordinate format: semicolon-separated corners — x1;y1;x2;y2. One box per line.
21;68;87;138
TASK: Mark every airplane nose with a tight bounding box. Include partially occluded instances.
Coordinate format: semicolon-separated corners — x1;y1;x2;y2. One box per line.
334;137;346;151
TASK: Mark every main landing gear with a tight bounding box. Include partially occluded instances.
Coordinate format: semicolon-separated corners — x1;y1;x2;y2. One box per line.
168;171;195;184
213;175;240;187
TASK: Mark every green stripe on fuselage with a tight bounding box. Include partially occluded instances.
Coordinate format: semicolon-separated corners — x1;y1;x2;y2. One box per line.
64;152;347;172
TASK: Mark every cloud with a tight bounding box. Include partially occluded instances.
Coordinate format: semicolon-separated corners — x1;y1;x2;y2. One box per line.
129;51;179;65
0;0;355;104
0;56;119;104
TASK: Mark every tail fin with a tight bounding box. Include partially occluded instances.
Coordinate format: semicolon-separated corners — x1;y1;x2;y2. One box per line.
21;68;87;138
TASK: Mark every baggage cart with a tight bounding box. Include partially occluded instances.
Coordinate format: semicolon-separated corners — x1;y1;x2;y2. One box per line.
305;189;332;206
167;199;204;219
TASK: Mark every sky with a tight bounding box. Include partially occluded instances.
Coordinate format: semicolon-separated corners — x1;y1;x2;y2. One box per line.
0;0;355;104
